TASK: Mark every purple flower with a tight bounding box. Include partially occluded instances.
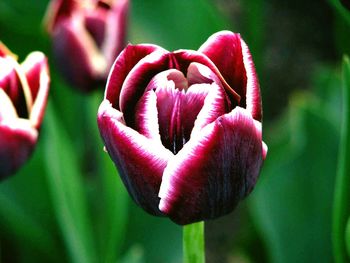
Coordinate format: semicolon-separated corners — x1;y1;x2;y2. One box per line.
0;42;50;180
44;0;129;92
97;31;267;225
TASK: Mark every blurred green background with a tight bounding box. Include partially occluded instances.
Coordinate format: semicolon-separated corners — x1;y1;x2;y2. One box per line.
0;0;350;262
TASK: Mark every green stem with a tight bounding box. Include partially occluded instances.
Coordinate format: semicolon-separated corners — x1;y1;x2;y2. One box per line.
332;56;350;263
183;221;205;263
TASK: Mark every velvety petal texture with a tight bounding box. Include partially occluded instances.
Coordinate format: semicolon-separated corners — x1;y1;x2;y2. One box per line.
97;31;267;225
0;43;50;180
44;0;129;92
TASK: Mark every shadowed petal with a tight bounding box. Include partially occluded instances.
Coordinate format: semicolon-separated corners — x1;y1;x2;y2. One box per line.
240;39;262;121
97;100;173;215
21;52;50;129
198;31;261;121
134;89;161;142
173;50;240;106
0;119;38;180
0;57;20;104
44;0;77;34
105;44;166;109
187;62;229;137
118;50;169;122
52;15;107;91
158;107;263;225
0;89;18;121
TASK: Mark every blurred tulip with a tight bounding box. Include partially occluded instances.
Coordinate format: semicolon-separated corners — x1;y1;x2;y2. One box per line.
97;31;267;225
44;0;129;92
0;42;50;179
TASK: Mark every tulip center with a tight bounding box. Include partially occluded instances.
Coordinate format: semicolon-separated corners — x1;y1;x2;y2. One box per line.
157;65;219;154
135;63;229;155
0;58;30;118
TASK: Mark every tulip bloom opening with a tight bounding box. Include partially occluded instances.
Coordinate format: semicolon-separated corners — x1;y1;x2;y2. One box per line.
0;42;50;179
98;31;267;225
44;0;129;92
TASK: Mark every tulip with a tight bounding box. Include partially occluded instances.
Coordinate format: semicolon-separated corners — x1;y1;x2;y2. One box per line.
0;42;50;180
97;31;267;225
44;0;129;92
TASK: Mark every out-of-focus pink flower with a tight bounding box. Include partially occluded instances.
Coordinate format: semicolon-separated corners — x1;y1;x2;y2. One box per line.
0;42;50;179
44;0;129;92
97;31;267;225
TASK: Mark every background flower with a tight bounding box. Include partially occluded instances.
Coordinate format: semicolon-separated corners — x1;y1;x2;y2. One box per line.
0;42;50;179
44;0;129;92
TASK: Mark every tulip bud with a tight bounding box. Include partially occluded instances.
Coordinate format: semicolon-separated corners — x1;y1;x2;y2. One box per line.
44;0;129;92
0;42;50;179
97;31;267;225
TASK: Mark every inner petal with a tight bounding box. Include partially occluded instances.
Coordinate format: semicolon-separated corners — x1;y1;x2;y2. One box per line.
0;57;28;118
145;69;211;154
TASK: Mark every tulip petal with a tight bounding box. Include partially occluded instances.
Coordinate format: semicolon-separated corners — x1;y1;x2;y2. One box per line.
240;39;262;121
84;10;107;48
142;69;214;153
101;0;129;68
198;31;262;121
105;44;166;109
0;119;38;180
44;0;77;34
134;89;161;142
187;62;229;137
173;50;241;106
97;100;173;215
0;89;18;121
21;52;50;129
52;15;107;91
198;31;246;99
119;50;240;127
0;57;28;118
158;107;263;225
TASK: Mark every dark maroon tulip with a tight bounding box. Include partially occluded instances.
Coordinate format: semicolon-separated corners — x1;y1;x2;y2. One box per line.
97;31;267;225
0;42;50;180
44;0;129;92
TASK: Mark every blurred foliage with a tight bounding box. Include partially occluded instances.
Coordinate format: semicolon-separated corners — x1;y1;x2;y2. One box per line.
1;0;350;262
332;57;350;263
249;65;342;263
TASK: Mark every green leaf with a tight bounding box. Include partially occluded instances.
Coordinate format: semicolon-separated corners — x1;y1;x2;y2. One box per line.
0;191;59;261
249;66;342;263
119;245;145;263
183;222;205;263
332;56;350;263
42;103;97;263
327;0;350;26
87;93;129;263
346;217;350;257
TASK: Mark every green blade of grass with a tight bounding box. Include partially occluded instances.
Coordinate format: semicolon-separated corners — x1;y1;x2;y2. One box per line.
88;93;129;263
332;56;350;263
0;191;59;261
346;217;350;257
43;103;97;263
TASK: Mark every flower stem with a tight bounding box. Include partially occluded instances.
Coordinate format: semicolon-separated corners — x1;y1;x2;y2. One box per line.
183;221;205;263
332;56;350;263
